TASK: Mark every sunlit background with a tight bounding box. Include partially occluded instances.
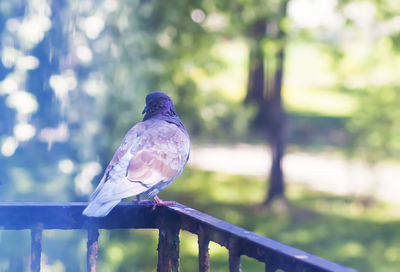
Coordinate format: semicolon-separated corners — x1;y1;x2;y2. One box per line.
1;0;400;271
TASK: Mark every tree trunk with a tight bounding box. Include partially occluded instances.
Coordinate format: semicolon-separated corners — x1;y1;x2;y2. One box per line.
245;42;264;104
245;21;266;105
264;43;287;204
244;2;288;205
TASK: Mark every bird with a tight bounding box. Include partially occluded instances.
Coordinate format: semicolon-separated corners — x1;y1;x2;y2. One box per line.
82;91;190;217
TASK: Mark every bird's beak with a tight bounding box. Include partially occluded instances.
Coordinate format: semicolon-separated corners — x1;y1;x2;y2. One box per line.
142;106;147;114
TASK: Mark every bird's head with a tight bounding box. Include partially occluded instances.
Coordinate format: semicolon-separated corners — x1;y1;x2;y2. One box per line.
142;91;177;120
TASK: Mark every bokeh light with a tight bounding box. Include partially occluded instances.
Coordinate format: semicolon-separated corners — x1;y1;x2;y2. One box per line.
5;91;38;115
13;123;36;142
1;137;18;157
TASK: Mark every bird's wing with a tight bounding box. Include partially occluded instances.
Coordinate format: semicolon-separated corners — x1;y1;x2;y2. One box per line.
88;121;147;201
89;119;190;203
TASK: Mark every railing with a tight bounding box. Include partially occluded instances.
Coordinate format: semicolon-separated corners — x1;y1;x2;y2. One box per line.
0;202;357;272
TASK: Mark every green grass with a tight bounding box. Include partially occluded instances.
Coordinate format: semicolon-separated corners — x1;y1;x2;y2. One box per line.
95;168;400;272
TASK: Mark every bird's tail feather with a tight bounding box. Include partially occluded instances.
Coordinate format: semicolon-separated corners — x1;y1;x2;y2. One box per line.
82;199;121;217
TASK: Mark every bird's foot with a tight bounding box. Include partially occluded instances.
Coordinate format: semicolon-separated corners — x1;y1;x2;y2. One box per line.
152;196;175;211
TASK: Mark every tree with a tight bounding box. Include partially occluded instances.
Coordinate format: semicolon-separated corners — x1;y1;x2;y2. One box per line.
227;0;289;204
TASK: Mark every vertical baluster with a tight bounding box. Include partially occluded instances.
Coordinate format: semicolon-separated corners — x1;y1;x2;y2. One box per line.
87;228;99;272
198;226;210;272
30;227;42;272
265;263;278;272
264;255;278;272
228;238;241;272
157;224;180;272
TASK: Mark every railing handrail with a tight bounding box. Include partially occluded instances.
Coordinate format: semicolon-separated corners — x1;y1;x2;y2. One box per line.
0;202;358;272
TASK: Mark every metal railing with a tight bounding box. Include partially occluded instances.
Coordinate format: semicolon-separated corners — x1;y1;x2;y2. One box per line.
0;202;357;272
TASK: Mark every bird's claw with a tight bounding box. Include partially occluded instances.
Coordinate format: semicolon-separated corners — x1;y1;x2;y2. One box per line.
152;196;175;210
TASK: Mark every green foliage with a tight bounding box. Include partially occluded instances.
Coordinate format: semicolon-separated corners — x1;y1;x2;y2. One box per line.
346;86;400;163
98;0;254;144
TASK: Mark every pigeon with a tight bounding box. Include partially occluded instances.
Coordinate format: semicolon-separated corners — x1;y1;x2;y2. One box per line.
83;91;190;217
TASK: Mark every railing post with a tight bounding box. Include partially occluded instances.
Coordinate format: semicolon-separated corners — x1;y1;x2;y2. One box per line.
265;263;278;272
157;220;180;272
30;227;42;272
228;237;241;272
265;257;278;272
87;228;99;272
198;226;210;272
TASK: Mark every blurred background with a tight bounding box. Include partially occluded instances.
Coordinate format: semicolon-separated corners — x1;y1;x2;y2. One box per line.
1;0;400;271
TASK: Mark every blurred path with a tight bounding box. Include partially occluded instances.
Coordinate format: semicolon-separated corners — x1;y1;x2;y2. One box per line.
188;144;400;204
